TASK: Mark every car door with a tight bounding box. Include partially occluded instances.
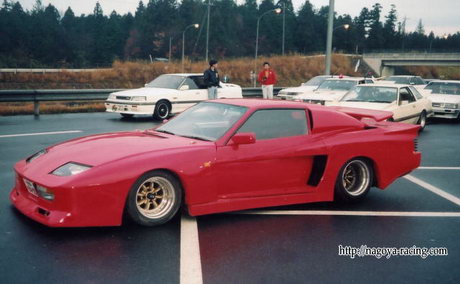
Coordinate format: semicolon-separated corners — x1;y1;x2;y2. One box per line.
393;87;419;123
214;108;327;199
174;77;208;113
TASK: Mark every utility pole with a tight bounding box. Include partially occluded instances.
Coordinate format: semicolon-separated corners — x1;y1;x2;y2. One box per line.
206;0;211;62
325;0;334;75
282;1;285;56
169;36;172;63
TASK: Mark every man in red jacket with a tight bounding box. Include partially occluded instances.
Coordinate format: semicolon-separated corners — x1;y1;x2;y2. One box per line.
258;62;277;99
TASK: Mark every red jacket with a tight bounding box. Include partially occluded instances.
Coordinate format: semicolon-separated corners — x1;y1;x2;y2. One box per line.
258;68;277;85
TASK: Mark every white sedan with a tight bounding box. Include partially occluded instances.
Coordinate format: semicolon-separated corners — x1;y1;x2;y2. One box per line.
277;75;348;100
284;77;374;106
423;80;460;120
105;73;243;119
334;84;433;130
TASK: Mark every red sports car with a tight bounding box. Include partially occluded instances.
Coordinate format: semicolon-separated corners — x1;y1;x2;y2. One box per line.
10;99;421;227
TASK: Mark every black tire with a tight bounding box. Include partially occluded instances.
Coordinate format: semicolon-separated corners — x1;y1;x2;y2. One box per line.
120;113;134;118
417;111;427;132
126;170;182;226
153;100;171;120
334;158;373;202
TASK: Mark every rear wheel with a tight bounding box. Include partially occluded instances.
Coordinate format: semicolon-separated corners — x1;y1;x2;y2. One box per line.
126;170;182;226
153;100;171;120
120;113;134;118
335;158;373;202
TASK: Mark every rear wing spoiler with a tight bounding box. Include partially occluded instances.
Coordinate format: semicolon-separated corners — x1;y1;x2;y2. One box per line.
330;106;393;122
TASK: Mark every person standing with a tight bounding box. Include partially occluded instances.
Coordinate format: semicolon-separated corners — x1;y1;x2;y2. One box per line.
258;62;277;99
203;60;219;99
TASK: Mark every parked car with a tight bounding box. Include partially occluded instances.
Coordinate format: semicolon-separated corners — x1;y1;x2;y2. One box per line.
277;75;348;100
334;84;433;130
286;77;374;105
10;99;421;227
105;73;243;120
383;75;426;90
423;80;460;120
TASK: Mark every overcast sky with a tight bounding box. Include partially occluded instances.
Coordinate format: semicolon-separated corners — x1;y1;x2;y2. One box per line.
17;0;460;36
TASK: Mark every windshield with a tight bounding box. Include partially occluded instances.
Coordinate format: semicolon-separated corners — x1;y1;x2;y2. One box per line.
425;82;460;95
317;79;357;91
155;102;248;141
303;76;328;86
146;75;185;89
341;86;398;103
384;76;411;84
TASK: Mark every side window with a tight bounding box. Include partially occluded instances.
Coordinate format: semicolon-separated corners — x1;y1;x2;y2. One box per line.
365;79;374;84
409;86;423;99
181;78;198;90
237;109;308;140
191;76;207;89
399;87;416;103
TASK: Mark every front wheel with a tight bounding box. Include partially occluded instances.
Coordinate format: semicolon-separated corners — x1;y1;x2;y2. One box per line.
153;101;171;120
417;111;427;131
126;170;182;226
334;158;373;202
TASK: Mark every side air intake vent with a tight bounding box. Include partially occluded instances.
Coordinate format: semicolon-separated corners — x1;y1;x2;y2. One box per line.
307;155;328;186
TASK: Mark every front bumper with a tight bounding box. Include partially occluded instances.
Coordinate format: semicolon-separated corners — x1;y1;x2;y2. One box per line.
105;101;155;115
431;107;460;119
10;168;128;227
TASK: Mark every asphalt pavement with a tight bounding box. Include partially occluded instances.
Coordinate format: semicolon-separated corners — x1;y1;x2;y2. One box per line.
0;112;459;284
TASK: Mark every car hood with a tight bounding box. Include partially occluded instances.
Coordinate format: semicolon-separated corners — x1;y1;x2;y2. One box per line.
428;94;460;104
20;131;212;176
335;101;396;111
296;89;348;101
111;87;178;98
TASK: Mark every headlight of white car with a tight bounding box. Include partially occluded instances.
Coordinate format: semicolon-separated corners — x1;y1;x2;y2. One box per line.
108;93;116;100
52;162;92;176
444;103;458;109
131;96;147;101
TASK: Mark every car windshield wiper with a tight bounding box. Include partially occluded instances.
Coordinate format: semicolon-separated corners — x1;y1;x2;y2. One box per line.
370;100;392;103
179;135;212;141
343;99;365;102
155;129;176;135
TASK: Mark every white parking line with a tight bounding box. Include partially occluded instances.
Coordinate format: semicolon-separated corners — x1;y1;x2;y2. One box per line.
0;130;82;138
418;167;460;170
404;174;460;206
235;210;460;217
180;214;203;284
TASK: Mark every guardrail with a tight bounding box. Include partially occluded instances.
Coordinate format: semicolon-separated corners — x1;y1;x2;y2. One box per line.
0;87;283;116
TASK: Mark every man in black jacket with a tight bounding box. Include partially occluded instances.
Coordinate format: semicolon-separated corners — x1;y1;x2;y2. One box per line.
203;60;219;99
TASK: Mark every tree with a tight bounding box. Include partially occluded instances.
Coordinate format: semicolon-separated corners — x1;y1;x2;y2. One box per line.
367;3;384;50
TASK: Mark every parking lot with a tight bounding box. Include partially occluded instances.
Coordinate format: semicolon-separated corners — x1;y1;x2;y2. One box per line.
0;112;459;283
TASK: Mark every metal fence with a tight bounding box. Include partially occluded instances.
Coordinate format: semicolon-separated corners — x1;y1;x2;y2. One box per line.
0;87;283;116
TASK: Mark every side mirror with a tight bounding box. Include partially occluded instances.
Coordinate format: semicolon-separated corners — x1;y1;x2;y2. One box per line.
231;132;256;145
400;100;409;105
179;85;189;91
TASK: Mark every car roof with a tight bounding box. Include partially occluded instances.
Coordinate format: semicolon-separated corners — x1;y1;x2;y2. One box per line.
358;83;410;88
386;75;422;78
209;98;322;110
163;73;203;77
323;77;367;82
427;80;460;84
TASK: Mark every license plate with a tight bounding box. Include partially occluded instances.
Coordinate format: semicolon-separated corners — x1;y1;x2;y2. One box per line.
23;179;38;197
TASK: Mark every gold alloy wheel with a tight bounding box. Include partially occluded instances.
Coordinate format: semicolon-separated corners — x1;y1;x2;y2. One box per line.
341;160;370;197
135;176;176;219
